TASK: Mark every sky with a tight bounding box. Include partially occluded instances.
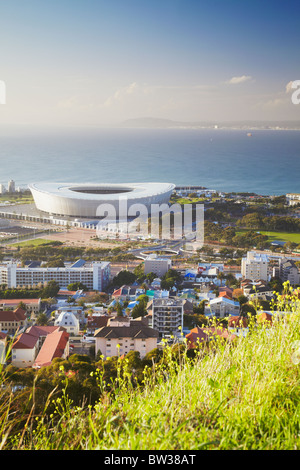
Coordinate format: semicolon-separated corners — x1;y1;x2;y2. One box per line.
0;0;299;127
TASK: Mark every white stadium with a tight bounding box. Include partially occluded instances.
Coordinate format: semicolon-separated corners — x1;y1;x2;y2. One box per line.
29;182;175;218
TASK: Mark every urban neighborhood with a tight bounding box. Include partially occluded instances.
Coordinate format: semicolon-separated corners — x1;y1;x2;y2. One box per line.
1;184;300;374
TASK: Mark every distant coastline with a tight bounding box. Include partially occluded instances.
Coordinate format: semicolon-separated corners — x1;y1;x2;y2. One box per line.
119;117;300;131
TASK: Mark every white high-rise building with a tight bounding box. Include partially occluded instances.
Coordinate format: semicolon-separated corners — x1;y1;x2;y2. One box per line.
7;180;15;193
0;261;110;291
144;254;172;277
279;258;300;286
241;251;269;281
152;298;183;338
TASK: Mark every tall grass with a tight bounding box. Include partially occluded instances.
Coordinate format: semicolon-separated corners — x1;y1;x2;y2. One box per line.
1;311;300;449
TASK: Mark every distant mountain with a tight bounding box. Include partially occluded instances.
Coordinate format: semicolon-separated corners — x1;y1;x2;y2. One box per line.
120;117;300;130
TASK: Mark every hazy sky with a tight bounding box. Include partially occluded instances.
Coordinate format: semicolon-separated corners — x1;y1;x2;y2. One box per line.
0;0;299;127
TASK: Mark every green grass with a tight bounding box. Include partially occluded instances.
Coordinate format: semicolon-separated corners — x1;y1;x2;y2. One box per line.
259;230;300;244
236;229;300;244
11;238;54;247
2;309;300;450
0;194;34;204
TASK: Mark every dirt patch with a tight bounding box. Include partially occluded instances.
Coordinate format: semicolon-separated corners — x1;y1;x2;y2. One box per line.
45;228;126;248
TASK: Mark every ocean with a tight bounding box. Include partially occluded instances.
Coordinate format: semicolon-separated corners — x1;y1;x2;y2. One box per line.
0;126;299;196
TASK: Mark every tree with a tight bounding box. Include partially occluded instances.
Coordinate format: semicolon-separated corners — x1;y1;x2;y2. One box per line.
225;273;237;287
116;302;123;317
17;301;27;312
232;288;244;299
45;258;65;267
67;282;88;291
112;270;137;288
240;303;257;317
217;272;226;286
137;294;149;304
237;295;248;306
146;272;156;283
131;299;147;318
41;280;60;298
36;313;49;326
160;268;182;290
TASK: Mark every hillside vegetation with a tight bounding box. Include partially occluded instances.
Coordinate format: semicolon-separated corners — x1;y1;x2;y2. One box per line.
1;299;300;450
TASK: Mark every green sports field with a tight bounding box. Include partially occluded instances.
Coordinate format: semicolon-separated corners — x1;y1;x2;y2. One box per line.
11;238;53;247
237;229;300;244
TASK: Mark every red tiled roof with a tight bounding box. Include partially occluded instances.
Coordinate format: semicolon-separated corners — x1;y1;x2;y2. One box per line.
186;326;237;348
257;311;273;324
112;288;122;297
58;290;77;296
218;292;232;299
0;309;26;322
26;325;63;336
87;316;110;329
33;329;69;368
228;316;248;328
12;332;39;349
0;299;40;304
13;308;27;319
12;326;65;350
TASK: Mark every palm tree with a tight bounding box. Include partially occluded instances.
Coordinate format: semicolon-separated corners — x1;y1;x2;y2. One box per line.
217;271;226;286
36;313;48;326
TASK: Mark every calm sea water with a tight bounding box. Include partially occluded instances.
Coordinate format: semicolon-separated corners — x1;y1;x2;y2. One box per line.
0;126;299;195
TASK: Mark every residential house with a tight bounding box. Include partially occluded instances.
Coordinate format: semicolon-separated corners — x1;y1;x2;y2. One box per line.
11;331;39;367
256;311;273;325
227;316;249;328
218;292;232;300
94;316;159;359
242;280;274;302
33;328;69;368
0;332;7;364
218;286;233;298
205;297;240;318
11;325;68;368
227;316;249;337
150;278;161;289
186;325;237;349
86;314;111;336
54;307;86;329
54;310;80;335
182;299;195;315
0;308;27;335
112;285;145;302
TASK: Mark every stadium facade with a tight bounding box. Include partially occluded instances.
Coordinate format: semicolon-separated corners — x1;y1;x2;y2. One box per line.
29;182;175;219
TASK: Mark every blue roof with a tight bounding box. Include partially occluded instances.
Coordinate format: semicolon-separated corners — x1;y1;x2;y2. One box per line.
70;259;86;268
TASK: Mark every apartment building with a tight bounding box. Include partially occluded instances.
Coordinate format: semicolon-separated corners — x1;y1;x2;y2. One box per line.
0;261;110;291
151;297;184;338
94;316;159;359
144;254;172;277
205;297;240;318
0;308;27;335
241;251;269;281
0;298;41;315
286;193;300;206
279;258;300;286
